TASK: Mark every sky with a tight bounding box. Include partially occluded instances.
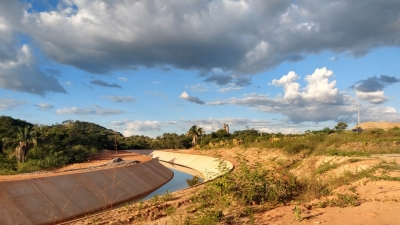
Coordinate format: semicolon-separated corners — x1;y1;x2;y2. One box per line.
1;0;400;137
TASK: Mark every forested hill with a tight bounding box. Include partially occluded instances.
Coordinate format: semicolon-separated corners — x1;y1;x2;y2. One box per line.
0;117;125;174
0;116;118;150
0;116;34;142
0;116;194;174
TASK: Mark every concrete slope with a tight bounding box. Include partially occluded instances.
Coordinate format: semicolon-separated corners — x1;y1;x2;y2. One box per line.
0;159;173;225
128;150;234;181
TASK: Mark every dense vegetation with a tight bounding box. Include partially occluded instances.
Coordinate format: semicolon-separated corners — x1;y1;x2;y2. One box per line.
0;116;120;174
1;115;400;175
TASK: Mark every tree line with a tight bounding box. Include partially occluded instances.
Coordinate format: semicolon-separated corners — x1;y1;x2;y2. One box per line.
0;116;350;174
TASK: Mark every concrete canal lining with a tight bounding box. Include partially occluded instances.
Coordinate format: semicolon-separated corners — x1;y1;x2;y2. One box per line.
128;150;234;181
0;150;233;225
0;159;173;225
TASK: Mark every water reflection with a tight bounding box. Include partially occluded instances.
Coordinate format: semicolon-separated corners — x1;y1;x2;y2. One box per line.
186;176;201;187
141;166;203;201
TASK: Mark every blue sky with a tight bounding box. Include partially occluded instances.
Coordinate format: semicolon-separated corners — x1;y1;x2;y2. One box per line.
1;0;399;137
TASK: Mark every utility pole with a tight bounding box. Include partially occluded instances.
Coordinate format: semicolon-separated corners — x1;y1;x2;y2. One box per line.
357;103;361;126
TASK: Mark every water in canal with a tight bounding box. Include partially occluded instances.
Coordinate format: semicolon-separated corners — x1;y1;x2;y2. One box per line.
141;164;203;201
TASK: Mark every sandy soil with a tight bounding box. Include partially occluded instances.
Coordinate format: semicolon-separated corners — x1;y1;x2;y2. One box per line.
147;148;400;225
354;121;400;130
51;147;400;225
255;177;400;225
3;130;400;224
0;150;152;182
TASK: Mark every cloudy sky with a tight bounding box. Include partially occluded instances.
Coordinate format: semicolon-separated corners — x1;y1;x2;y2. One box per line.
1;0;399;137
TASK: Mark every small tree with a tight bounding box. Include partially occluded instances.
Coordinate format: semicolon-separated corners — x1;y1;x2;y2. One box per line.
334;122;348;133
186;125;205;147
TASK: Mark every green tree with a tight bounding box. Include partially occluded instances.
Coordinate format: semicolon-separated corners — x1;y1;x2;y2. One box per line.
186;125;205;147
334;122;348;133
14;125;37;163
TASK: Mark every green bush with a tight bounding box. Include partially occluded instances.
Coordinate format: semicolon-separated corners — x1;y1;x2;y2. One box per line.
0;154;17;175
189;156;299;224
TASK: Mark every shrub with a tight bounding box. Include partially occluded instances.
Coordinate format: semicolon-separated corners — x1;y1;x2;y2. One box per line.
189;156;299;224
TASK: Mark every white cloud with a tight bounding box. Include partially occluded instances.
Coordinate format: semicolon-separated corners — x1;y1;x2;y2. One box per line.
271;71;302;102
121;120;161;136
165;121;178;125
218;85;242;93
355;90;387;104
258;127;300;134
210;68;353;123
118;77;128;81
0;98;26;111
101;95;135;103
179;91;205;104
0;45;67;96
35;103;54;110
56;106;123;115
7;0;397;76
360;105;400;122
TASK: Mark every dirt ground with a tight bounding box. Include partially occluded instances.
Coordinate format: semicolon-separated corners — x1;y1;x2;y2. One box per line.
174;148;400;225
3;121;400;224
354;121;400;130
253;177;400;225
0;150;152;182
34;148;399;225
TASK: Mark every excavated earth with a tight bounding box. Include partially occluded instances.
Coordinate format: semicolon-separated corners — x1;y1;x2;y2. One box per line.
2;122;400;224
58;147;400;225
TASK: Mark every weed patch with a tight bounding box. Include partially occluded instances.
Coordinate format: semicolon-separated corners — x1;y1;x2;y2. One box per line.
316;194;360;208
186;156;299;224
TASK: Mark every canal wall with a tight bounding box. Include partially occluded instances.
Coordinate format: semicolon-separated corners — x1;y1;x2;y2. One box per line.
0;159;173;225
128;150;234;181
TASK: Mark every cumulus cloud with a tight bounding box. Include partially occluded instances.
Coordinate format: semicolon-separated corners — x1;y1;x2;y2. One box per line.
270;67;341;105
0;98;26;111
0;1;66;96
179;91;205;104
101;95;135;103
360;105;400;122
56;106;123;115
111;120;161;136
355;90;387;104
91;80;122;88
1;0;395;77
0;45;67;96
209;68;355;123
354;75;400;93
353;75;400;104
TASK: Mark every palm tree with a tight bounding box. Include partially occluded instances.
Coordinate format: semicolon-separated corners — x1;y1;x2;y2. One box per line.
186;125;204;147
15;126;37;163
